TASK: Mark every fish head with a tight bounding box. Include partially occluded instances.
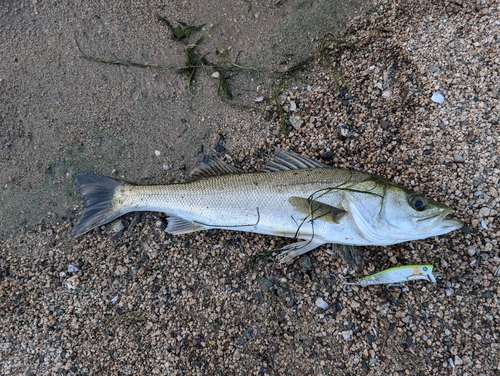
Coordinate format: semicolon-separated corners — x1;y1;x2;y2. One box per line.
376;182;464;242
345;177;463;244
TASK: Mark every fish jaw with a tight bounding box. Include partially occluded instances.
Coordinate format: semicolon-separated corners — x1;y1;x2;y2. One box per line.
415;206;464;237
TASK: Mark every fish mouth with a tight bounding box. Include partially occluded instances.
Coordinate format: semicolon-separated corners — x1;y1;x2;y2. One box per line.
418;208;464;231
439;208;464;230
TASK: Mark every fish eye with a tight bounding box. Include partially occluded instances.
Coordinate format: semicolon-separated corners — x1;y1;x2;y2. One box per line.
423;266;428;272
409;195;426;211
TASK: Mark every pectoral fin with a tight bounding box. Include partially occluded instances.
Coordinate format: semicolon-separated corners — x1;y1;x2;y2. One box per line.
289;196;346;224
278;239;325;263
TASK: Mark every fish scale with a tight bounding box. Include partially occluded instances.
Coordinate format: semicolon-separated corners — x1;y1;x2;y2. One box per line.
117;168;367;238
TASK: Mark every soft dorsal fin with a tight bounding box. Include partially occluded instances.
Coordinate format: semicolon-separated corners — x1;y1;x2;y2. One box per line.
187;156;243;181
262;149;328;172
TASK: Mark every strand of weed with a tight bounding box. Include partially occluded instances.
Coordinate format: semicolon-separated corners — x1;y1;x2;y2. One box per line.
155;14;205;41
316;32;357;90
271;56;313;134
272;77;293;134
76;41;173;70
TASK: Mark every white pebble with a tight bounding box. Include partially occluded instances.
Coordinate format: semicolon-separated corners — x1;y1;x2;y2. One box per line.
467;245;477;256
449;358;455;369
254;96;265;103
481;220;488;230
479;207;491;217
382;88;393;99
111;220;124;233
289;101;297;111
154;150;161;156
341;330;351;340
315;297;329;310
68;264;79;273
431;92;445;104
211;71;220;78
110;295;119;303
289;115;304;130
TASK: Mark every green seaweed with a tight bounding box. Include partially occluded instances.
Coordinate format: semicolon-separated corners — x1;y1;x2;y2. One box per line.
77;15;256;100
155;14;205;41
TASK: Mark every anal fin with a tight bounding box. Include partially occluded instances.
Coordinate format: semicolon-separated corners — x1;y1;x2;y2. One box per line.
165;215;206;235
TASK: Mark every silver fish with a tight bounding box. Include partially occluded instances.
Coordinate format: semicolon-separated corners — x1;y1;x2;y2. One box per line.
73;150;463;262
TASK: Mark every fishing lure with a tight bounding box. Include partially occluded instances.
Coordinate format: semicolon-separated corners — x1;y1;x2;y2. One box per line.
343;264;436;290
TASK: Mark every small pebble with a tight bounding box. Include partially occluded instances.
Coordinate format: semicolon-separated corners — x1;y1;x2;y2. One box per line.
289;116;304;130
315;297;329;310
289;101;297;111
467;245;477;256
298;255;312;270
454;154;464;163
254;96;265;103
211;71;220;78
479;207;490;217
341;330;350;340
381;88;392;99
111;220;124;233
154;150;161;156
68;264;79;273
431;92;445;104
379;119;389;129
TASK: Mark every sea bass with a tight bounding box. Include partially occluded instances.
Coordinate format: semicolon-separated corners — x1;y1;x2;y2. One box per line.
73;150;463;262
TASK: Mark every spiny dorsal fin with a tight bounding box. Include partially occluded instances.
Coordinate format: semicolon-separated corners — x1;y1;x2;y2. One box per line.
289;196;347;224
187;155;243;181
262;149;328;172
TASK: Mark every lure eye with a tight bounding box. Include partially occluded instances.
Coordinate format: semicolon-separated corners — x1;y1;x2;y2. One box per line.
409;195;426;211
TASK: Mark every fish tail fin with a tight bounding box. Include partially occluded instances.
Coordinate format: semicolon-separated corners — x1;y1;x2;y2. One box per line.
72;172;125;238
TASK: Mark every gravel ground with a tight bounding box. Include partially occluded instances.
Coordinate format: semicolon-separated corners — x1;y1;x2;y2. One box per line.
1;0;499;375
